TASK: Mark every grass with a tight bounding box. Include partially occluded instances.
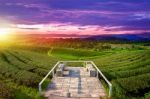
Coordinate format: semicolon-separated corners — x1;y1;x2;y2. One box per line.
0;46;150;99
92;49;150;99
49;47;113;59
0;48;56;99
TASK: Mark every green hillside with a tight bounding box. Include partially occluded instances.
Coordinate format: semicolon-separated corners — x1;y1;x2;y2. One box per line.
93;50;150;99
49;47;106;59
0;48;57;99
0;47;150;99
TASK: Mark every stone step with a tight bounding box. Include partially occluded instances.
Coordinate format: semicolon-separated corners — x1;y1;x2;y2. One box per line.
45;67;106;99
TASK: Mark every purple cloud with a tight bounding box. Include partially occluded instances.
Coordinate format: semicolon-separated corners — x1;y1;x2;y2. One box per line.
0;0;150;34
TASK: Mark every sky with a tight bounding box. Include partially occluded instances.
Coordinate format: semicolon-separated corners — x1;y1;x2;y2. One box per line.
0;0;150;36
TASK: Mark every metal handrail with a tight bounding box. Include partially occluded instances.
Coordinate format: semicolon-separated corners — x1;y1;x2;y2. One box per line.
38;61;60;94
38;61;112;97
90;61;112;98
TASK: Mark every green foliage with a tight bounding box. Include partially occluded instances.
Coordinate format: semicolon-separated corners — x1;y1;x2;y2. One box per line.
15;70;41;87
116;74;150;96
0;81;15;99
42;79;51;90
94;43;111;51
50;47;101;58
93;50;150;99
0;48;56;99
0;42;150;99
145;92;150;99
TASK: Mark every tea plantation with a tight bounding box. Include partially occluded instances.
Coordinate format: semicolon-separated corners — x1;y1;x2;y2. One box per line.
0;47;150;99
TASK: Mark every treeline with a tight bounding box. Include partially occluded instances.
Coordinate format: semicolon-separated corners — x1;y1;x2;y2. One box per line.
9;38;149;53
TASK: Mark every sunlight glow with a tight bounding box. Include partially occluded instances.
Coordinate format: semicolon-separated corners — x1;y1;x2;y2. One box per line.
0;28;11;41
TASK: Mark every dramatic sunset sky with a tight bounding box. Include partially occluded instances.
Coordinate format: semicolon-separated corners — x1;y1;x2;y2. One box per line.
0;0;150;36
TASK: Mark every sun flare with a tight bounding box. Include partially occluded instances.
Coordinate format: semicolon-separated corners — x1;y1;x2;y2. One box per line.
0;28;11;41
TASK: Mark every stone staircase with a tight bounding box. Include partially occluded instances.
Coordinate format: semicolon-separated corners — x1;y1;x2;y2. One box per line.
44;67;106;99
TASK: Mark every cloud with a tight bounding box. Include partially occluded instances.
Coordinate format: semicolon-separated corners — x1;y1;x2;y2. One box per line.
16;24;44;30
0;0;150;35
133;13;150;20
12;23;150;35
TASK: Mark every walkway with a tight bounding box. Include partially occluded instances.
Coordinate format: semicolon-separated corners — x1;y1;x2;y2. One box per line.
44;67;106;99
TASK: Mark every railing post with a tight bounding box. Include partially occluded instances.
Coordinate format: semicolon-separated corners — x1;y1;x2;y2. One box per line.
63;61;67;66
39;84;42;95
97;70;99;78
85;61;88;68
52;70;55;77
84;61;87;68
109;84;112;98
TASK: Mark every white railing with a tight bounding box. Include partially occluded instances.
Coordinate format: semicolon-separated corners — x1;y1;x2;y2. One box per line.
90;61;112;98
38;61;60;94
38;61;112;97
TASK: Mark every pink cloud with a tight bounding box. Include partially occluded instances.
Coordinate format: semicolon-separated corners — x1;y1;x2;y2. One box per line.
11;23;150;35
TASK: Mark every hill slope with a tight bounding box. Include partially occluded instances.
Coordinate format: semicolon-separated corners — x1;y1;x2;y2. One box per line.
0;47;150;99
92;50;150;99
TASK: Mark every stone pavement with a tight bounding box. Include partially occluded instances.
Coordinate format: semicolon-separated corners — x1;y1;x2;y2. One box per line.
44;67;106;99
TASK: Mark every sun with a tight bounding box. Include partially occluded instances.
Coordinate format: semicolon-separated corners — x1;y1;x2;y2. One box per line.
0;28;10;41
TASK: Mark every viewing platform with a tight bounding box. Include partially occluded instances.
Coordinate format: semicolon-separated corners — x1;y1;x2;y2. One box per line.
39;61;112;99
